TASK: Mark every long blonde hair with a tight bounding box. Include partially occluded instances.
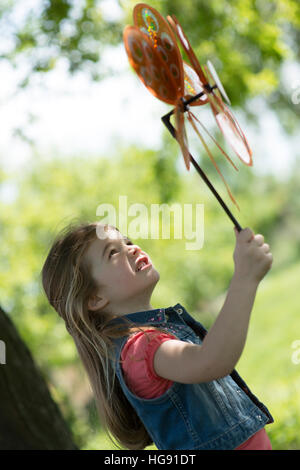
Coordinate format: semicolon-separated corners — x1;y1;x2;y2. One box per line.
41;220;153;449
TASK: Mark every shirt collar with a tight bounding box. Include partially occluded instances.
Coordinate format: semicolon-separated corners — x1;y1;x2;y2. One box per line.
108;303;185;326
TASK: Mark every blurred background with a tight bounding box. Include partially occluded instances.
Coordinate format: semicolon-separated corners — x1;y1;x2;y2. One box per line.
0;0;299;450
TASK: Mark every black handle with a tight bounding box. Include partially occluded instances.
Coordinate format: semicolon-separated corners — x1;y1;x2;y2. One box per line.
161;108;243;232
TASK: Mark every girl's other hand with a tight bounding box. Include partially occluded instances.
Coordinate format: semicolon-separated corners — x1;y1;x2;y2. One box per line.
233;227;273;285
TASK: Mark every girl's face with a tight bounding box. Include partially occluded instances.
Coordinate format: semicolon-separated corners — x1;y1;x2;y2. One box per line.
84;227;160;317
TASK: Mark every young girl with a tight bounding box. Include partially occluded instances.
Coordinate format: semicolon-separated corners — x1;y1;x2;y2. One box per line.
41;221;274;450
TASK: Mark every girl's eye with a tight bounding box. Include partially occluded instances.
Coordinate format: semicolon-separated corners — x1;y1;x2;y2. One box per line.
109;249;118;258
109;240;133;258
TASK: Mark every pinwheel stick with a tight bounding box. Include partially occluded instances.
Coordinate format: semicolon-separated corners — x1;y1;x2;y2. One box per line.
161;88;242;232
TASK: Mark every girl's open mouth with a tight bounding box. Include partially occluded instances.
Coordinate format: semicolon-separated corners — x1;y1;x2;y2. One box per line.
137;261;152;272
135;256;152;272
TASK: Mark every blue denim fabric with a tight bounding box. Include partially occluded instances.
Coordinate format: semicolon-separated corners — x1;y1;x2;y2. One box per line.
111;303;274;450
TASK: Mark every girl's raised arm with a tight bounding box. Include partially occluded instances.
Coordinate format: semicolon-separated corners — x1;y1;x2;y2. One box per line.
154;227;273;384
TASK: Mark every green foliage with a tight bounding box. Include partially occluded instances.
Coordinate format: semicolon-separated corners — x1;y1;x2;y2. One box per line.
1;0;123;81
1;0;299;129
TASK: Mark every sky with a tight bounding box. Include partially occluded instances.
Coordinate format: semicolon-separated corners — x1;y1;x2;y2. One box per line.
0;0;299;204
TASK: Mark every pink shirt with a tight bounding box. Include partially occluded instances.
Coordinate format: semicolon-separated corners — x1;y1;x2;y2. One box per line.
121;329;272;450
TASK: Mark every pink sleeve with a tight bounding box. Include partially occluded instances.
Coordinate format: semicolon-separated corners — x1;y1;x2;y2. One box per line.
121;329;177;399
235;428;272;450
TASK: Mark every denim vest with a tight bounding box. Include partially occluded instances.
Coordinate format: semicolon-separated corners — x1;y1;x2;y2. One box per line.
111;303;274;450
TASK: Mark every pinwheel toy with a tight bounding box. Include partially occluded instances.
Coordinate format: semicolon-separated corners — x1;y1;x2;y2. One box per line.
123;3;253;231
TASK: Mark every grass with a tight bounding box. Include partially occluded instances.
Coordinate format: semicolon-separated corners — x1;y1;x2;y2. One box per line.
83;262;300;450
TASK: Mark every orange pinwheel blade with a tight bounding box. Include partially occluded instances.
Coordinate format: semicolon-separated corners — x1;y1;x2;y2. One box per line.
134;5;208;107
123;25;178;105
167;15;208;86
189;110;239;171
214;103;253;166
133;3;184;96
183;61;208;106
123;23;192;171
187;112;240;211
204;65;253;166
175;103;191;171
166;14;252;166
206;60;231;106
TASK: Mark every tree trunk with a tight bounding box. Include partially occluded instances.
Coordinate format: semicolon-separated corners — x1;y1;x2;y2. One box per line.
0;305;78;449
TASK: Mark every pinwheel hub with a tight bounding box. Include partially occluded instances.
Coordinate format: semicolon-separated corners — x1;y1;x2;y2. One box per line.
179;85;217;113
